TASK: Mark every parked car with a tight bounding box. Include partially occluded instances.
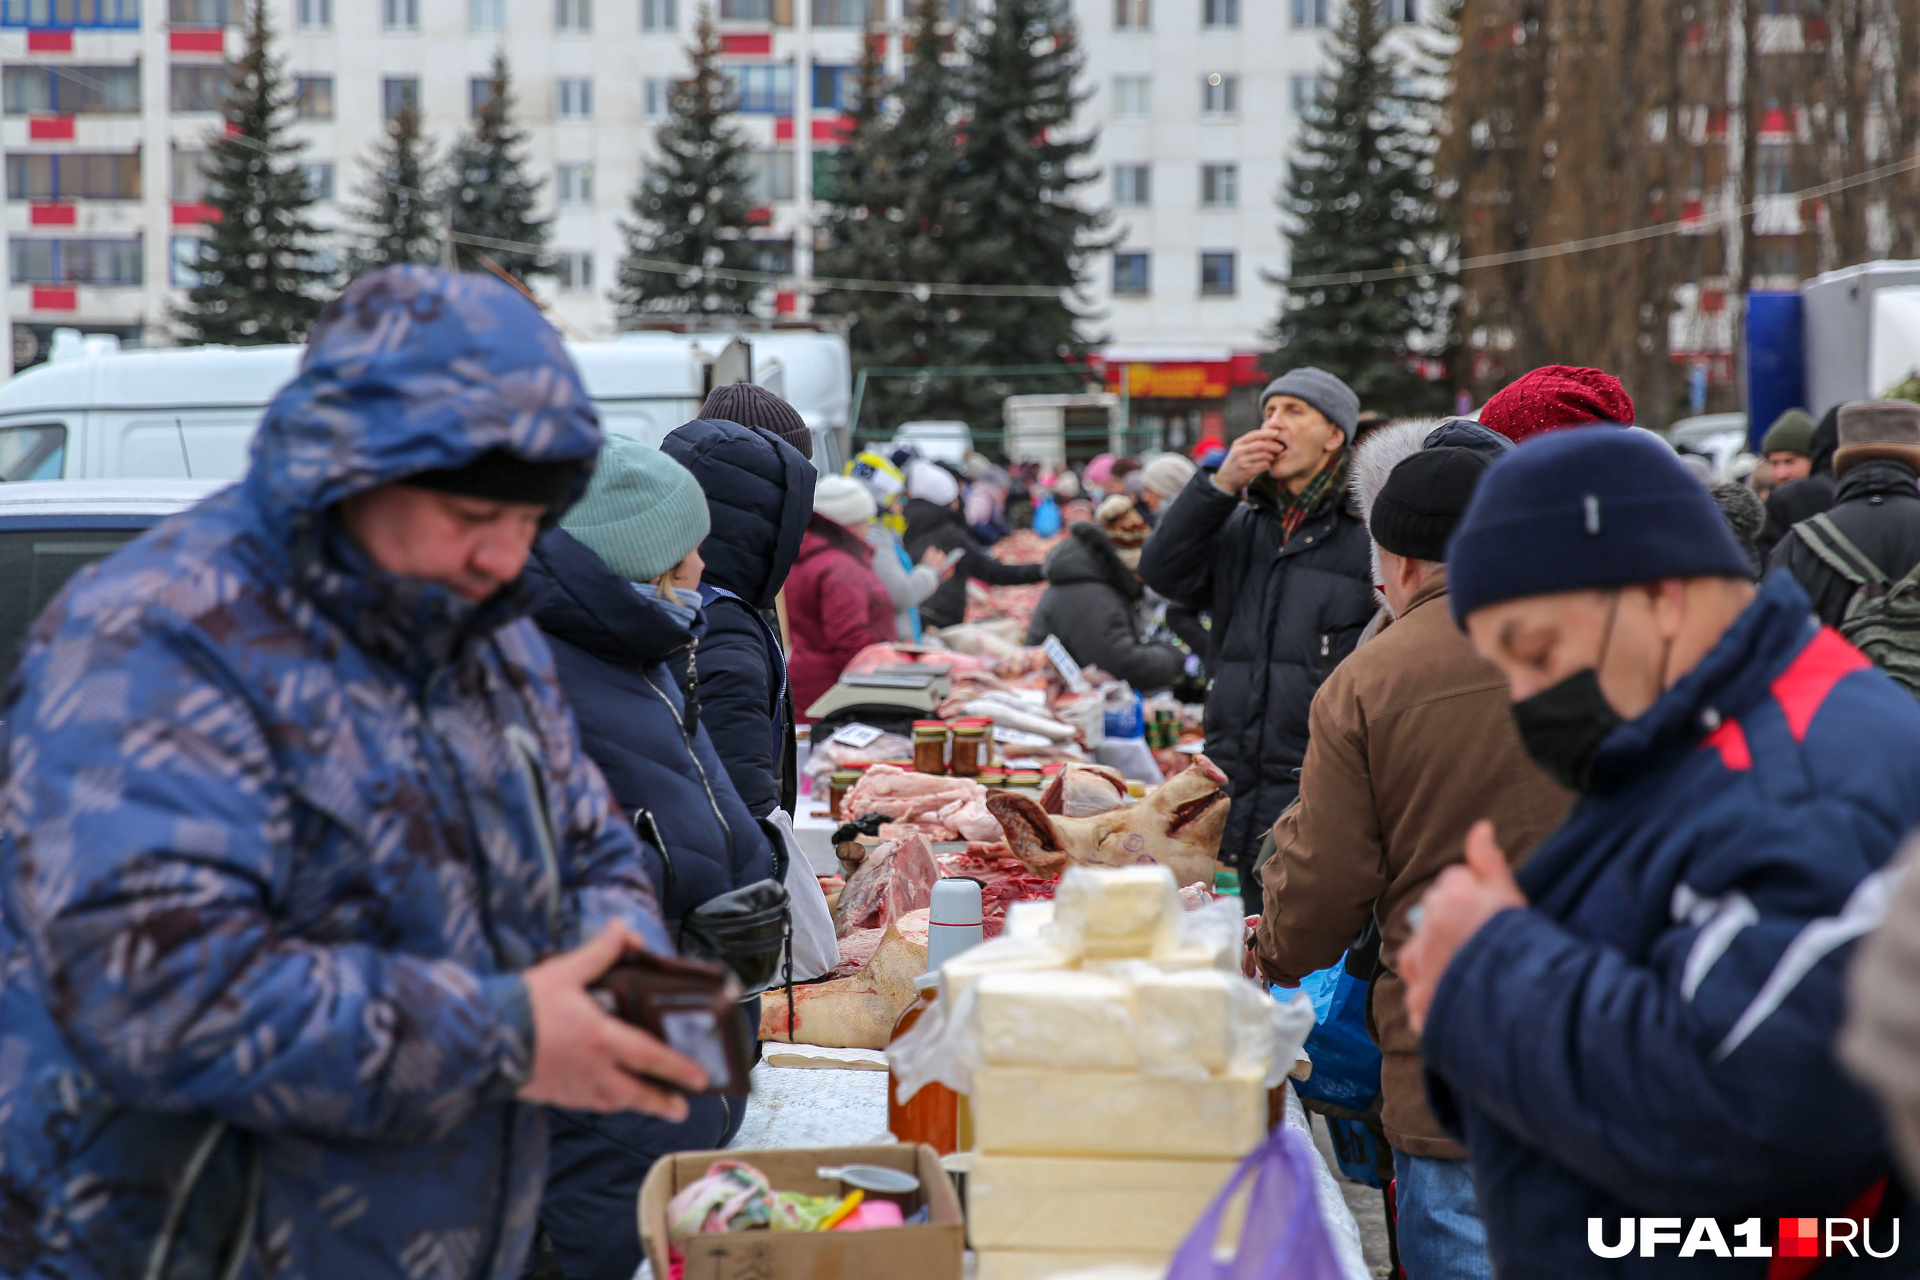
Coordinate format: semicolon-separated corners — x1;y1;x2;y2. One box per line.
0;479;219;672
889;420;974;465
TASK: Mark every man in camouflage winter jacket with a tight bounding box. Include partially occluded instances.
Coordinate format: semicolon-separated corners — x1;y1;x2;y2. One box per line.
0;266;704;1280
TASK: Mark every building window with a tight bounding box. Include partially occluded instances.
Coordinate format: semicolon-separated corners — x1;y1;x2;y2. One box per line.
1291;74;1331;113
294;75;333;119
1756;144;1794;194
1113;75;1150;117
171;149;206;201
745;149;795;203
719;0;771;17
10;237;143;286
1202;73;1238;115
3;65;140;114
382;77;419;120
1114;164;1150;206
813;0;876;23
299;161;333;200
170;65;227;112
471;0;504;27
644;76;672;118
1113;251;1150;295
1200;250;1236;296
1203;0;1237;25
382;0;417;28
1753;240;1799;279
556;162;594;206
9;151;142;200
296;0;330;26
810;148;839;200
1201;163;1237;206
1292;0;1327;25
813;64;857;110
556;77;593;118
1114;0;1148;27
2;0;141;27
1385;0;1417;21
642;0;676;27
470;76;497;117
556;251;594;292
727;64;793;113
169;0;229;21
556;0;590;29
171;234;202;287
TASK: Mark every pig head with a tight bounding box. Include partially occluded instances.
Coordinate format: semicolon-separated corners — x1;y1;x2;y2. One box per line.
986;754;1231;889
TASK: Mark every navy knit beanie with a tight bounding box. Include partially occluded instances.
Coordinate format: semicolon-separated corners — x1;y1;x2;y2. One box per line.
1448;426;1755;627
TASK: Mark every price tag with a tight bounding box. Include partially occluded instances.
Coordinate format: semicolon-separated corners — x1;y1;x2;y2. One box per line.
1041;635;1090;694
993;727;1054;749
831;722;885;748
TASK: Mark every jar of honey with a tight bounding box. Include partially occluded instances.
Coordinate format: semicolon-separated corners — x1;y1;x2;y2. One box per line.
912;721;949;775
888;976;971;1154
828;770;861;819
949;722;987;777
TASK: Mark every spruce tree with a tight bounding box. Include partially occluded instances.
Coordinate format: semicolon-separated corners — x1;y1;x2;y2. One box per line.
940;0;1106;433
345;107;439;276
443;50;553;280
814;0;970;433
173;0;328;345
614;4;760;321
1266;0;1453;416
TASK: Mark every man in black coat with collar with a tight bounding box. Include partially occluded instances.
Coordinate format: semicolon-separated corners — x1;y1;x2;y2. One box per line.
1770;400;1920;629
1139;367;1376;910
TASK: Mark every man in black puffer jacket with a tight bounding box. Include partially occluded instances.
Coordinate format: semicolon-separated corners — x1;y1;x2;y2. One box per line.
1770;400;1920;628
662;418;815;818
1140;368;1375;911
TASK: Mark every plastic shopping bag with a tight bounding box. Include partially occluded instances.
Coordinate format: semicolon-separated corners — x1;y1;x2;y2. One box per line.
767;809;839;981
1165;1124;1345;1280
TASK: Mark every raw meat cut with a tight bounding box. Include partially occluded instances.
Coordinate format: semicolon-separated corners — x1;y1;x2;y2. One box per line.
760;914;928;1048
878;821;961;842
831;835;937;937
841;765;1002;841
826;908;931;979
936;848;1061;938
1040;763;1128;817
986;754;1232;889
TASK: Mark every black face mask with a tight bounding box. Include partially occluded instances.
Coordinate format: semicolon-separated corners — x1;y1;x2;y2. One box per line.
1510;668;1622;793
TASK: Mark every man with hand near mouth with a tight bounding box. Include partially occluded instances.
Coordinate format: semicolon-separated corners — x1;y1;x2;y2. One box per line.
1139;367;1375;910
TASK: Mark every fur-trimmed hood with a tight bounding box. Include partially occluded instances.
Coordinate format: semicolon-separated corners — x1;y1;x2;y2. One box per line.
1349;419;1440;528
1045;521;1144;602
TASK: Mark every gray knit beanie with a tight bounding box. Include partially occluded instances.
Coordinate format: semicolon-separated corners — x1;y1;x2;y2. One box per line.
1261;367;1361;440
561;434;711;584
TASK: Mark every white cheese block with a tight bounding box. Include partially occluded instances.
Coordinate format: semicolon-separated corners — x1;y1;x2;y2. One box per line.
975;1250;1167;1280
969;1066;1266;1159
973;971;1139;1070
1054;865;1178;958
939;935;1073;1003
968;1153;1241;1253
1134;969;1240;1073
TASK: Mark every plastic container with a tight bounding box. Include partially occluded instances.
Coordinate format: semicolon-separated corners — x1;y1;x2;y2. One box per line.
829;770;861;820
912;721;949;775
925;877;984;974
1214;869;1241;898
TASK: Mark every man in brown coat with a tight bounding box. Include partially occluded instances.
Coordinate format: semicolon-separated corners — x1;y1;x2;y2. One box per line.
1253;447;1571;1280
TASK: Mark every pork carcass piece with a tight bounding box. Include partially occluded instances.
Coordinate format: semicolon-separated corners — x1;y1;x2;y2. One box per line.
986;754;1231;889
840;764;1002;841
831;834;939;937
760;911;928;1048
1039;762;1128;817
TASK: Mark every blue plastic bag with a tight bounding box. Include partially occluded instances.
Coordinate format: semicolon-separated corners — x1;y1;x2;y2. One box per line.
1031;493;1061;537
1281;954;1386;1188
1165;1123;1346;1280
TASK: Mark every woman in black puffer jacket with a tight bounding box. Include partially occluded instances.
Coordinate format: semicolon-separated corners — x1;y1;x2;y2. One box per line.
525;436;775;1280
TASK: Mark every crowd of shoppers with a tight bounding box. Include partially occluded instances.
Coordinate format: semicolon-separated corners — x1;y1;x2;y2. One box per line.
18;261;1920;1280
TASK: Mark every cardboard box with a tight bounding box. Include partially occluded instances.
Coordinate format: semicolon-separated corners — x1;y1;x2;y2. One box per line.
975;1248;1168;1280
638;1143;964;1280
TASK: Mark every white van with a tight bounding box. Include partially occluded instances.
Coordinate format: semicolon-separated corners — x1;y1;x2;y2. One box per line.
0;329;850;483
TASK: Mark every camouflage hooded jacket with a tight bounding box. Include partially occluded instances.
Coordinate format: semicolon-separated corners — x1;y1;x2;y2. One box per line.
0;268;669;1280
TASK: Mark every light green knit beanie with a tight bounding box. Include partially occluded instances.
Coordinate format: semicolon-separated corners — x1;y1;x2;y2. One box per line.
561;434;711;584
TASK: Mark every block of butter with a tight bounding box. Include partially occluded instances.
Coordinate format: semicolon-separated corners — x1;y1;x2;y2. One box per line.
940;935;1073;1003
969;1153;1241;1253
974;971;1139;1071
969;1066;1266;1159
1053;865;1178;958
1135;969;1241;1073
975;1250;1167;1280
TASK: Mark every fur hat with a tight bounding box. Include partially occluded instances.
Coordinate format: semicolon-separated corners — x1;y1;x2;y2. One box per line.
1834;400;1920;478
1095;493;1151;568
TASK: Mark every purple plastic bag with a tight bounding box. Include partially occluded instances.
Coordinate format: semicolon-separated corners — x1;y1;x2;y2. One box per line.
1165;1124;1346;1280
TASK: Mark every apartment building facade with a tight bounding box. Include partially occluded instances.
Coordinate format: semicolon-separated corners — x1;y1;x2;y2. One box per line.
2;0;1397;435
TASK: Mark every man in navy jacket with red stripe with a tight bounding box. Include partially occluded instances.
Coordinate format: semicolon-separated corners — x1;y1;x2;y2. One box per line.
1400;427;1920;1276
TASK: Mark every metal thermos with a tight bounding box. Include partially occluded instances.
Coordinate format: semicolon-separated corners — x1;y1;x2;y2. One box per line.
924;877;984;975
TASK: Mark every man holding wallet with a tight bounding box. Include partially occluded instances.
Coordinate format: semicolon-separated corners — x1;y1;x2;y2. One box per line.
0;267;704;1280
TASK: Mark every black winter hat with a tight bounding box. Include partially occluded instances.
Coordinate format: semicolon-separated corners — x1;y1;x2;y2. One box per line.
1368;447;1491;562
700;383;813;461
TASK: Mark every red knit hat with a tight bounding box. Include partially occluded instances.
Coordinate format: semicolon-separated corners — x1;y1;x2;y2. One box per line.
1479;365;1635;444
